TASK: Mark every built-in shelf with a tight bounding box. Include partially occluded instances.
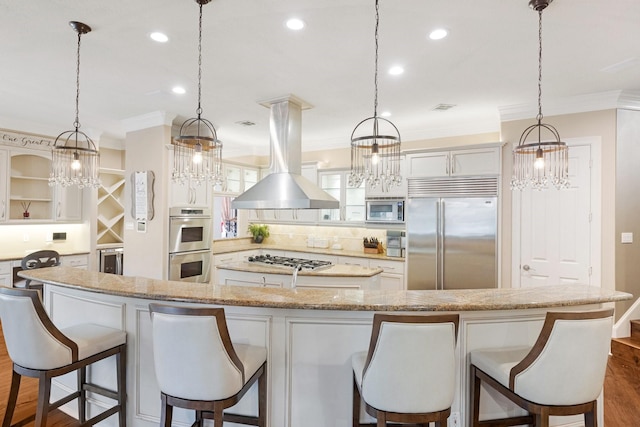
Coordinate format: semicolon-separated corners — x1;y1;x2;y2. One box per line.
97;168;125;246
9;153;53;220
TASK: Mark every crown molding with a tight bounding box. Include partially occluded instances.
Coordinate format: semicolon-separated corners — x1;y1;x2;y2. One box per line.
122;111;177;133
499;90;640;122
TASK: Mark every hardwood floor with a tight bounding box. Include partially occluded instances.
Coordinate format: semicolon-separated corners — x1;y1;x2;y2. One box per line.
1;323;638;426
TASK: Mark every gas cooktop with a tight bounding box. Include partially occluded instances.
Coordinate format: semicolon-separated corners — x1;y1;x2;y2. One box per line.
247;254;333;271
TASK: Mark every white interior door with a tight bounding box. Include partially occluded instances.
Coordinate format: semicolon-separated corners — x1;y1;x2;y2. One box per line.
516;144;593;287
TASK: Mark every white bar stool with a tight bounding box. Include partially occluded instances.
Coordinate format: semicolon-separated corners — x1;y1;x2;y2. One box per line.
352;313;460;427
469;309;614;427
149;303;267;427
0;287;127;427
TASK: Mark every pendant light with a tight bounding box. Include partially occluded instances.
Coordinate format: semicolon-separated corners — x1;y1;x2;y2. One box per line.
511;0;569;191
172;0;223;187
348;0;402;192
49;21;100;189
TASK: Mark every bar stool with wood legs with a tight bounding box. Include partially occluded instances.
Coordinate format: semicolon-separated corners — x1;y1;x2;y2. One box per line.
469;309;614;427
0;287;127;427
352;313;460;427
149;303;267;427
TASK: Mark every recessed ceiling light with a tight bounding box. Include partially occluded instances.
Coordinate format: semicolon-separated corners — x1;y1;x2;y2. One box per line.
388;66;404;76
380;111;391;117
172;86;186;95
150;32;169;43
429;28;448;40
286;18;305;30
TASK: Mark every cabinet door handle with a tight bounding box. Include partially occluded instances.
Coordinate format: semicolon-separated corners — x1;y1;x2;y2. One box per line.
1;200;4;219
451;153;456;174
57;202;62;218
445;154;450;175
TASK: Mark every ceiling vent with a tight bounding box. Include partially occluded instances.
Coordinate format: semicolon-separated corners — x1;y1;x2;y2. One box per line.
236;120;256;126
432;104;456;111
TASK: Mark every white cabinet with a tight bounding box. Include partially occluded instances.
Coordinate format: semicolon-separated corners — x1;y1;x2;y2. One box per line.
170;179;209;207
319;170;365;223
364;155;407;198
0;150;7;222
407;147;500;178
54;185;83;221
0;261;11;286
369;258;405;290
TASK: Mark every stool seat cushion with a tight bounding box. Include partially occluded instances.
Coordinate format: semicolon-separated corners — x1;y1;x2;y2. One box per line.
234;343;267;379
470;346;531;388
61;323;127;361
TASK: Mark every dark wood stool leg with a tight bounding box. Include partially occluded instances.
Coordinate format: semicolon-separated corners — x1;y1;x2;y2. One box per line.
213;402;224;427
2;369;21;427
585;403;597;427
470;365;481;427
117;345;127;427
352;374;361;427
376;411;386;427
35;372;52;427
160;394;173;427
78;365;87;423
258;366;267;427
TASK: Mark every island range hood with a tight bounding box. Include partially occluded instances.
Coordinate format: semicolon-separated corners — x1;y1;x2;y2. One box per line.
232;95;339;210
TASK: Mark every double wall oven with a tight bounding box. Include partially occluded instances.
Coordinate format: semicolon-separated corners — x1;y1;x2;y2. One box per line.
168;207;212;283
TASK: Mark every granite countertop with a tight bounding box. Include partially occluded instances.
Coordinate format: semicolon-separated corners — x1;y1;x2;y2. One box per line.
216;261;383;277
17;266;632;312
212;241;404;262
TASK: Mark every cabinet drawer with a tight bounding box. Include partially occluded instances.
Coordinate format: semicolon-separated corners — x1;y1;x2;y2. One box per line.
369;259;404;273
212;253;239;265
337;256;369;267
62;254;88;268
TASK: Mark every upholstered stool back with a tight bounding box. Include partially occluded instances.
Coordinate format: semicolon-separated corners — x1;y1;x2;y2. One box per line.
510;310;613;405
0;288;75;369
150;306;245;401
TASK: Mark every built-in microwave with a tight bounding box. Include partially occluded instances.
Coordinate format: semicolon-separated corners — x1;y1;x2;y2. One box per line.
365;199;405;223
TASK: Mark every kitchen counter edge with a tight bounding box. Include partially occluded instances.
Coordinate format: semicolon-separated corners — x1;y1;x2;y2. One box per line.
16;266;632;312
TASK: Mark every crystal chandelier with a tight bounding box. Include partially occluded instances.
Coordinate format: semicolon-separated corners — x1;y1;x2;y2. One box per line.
348;0;402;192
511;0;569;191
172;0;223;187
49;21;100;189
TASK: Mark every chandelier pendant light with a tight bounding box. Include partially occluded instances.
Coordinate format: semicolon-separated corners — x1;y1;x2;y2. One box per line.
511;0;569;191
348;0;402;192
172;0;223;187
49;21;100;189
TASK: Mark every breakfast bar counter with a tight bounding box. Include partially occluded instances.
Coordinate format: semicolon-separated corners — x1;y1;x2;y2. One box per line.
17;267;632;427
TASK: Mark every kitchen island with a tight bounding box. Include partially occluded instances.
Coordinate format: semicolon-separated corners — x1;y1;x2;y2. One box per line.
17;267;632;427
216;260;383;290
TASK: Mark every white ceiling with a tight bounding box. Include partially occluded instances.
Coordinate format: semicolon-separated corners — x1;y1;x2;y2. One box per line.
1;0;639;156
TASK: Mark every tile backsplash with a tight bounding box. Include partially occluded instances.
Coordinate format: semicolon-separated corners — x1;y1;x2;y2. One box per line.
260;224;389;252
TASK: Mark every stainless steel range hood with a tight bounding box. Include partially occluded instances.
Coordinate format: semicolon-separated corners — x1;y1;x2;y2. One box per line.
232;95;339;210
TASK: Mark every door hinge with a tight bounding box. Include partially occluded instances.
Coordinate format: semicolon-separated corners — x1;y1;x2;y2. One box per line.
589;266;593;276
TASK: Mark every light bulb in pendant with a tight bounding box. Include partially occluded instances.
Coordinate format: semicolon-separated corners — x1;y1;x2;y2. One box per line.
71;152;81;171
534;147;544;170
193;143;203;164
371;143;380;166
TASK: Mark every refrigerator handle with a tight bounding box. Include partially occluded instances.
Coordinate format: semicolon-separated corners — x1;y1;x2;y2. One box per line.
437;200;444;290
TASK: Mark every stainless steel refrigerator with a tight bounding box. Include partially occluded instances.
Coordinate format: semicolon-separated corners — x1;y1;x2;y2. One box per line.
406;177;498;290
